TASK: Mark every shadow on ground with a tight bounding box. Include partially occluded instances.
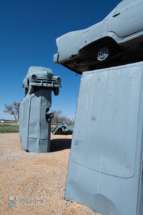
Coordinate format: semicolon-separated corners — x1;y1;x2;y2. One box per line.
50;138;72;152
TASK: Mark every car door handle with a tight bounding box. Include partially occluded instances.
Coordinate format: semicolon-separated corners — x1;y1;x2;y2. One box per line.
113;12;120;17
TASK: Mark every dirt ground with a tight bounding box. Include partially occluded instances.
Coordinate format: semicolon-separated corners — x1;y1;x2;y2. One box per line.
0;133;100;215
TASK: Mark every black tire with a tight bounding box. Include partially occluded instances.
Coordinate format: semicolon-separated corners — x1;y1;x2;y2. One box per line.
54;88;59;96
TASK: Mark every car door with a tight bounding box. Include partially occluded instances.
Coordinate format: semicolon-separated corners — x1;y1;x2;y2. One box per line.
108;0;143;38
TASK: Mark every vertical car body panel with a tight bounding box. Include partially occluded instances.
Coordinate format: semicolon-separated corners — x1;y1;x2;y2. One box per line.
65;62;143;215
19;89;52;153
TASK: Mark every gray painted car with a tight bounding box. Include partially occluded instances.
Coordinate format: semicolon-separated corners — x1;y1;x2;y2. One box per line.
23;66;61;95
52;124;74;135
19;66;62;153
54;0;143;74
65;62;143;215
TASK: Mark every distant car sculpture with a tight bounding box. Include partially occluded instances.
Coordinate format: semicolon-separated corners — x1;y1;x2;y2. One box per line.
19;67;61;153
52;124;74;135
54;0;143;74
23;66;61;96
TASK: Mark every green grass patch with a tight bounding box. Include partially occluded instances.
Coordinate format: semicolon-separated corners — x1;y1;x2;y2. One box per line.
51;123;58;126
51;126;55;132
0;124;19;133
0;124;56;133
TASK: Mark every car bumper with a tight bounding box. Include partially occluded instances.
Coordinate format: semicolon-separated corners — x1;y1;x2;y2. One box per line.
53;53;59;63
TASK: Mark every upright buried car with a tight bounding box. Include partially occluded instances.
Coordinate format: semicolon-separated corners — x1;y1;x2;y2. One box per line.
54;0;143;74
19;66;62;153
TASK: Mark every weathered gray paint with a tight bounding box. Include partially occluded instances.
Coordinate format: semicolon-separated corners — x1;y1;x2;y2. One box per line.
65;62;143;215
52;124;74;135
19;67;61;153
54;0;143;74
19;89;51;152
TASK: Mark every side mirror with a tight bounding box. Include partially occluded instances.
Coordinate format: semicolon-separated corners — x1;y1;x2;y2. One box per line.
46;113;54;122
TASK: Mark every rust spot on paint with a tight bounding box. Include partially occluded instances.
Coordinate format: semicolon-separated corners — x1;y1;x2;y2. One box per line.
85;40;87;43
126;166;131;169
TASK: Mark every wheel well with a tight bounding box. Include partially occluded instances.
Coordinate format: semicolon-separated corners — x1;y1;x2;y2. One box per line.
79;37;122;57
62;37;124;73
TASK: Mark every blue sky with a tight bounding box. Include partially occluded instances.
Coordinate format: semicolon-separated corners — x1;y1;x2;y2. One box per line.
0;0;121;120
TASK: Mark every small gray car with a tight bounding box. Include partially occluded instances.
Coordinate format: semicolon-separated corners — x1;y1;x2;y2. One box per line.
23;66;61;95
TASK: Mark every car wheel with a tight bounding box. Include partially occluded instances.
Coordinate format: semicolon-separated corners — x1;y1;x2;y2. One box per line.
97;47;110;61
54;88;59;96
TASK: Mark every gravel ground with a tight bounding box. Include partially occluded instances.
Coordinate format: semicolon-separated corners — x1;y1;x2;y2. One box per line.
0;133;101;215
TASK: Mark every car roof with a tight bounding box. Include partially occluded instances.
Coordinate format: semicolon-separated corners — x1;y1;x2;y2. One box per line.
27;66;53;75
